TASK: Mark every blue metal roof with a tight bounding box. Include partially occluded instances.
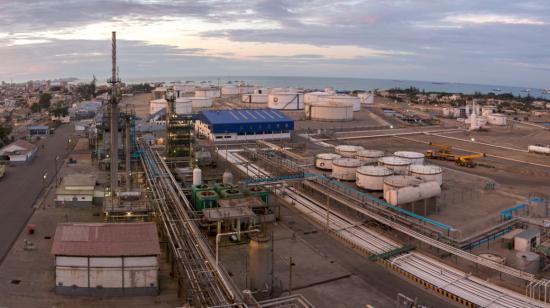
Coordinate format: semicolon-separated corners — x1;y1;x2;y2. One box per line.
29;125;49;130
197;109;294;134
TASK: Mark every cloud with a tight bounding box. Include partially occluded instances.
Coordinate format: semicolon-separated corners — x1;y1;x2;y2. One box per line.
0;0;549;87
442;14;546;25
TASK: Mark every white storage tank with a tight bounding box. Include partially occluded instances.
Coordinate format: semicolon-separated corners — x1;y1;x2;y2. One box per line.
355;150;385;164
487;113;507;126
175;98;192;115
304;91;331;104
384;180;441;206
528;145;550;155
241;94;268;104
195;87;220;98
239;85;255;94
149;99;167;115
268;92;304;110
189;97;213;108
320;95;361;112
254;87;268;94
222;170;234;185
514;251;540;274
335;145;365;158
378;156;412;174
383;175;423;191
409;165;443;186
358;92;374;106
306;101;354;121
193;168;202;186
356;166;393;191
173;84;196;97
481;105;497;116
324;87;336;95
332;158;363;181
221;85;240;96
394;151;424;165
315;153;342;170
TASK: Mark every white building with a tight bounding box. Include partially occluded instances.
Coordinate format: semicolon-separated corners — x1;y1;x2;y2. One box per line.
51;222;161;296
55;173;97;207
0;139;37;164
514;229;541;252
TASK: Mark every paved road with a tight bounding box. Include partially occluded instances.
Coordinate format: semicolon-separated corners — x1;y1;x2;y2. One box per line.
279;205;457;307
0;124;72;263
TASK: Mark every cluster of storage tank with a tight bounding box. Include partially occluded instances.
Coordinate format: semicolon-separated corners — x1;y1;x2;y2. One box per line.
314;146;443;206
237;87;363;122
303;88;361;121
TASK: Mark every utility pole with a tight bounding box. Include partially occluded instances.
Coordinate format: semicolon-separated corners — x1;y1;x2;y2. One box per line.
54;155;59;187
326;194;330;231
288;257;294;295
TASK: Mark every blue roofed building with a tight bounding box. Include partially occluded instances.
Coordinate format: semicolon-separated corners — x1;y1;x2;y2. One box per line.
29;125;50;136
195;108;294;142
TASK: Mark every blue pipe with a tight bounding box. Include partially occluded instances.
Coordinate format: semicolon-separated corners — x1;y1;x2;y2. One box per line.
303;172;452;230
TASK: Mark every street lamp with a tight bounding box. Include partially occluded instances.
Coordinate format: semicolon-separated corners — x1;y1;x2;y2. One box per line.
42;172;48;193
471;138;475;142
54;155;60;187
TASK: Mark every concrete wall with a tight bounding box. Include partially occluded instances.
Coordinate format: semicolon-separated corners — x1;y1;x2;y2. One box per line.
55;256;159;296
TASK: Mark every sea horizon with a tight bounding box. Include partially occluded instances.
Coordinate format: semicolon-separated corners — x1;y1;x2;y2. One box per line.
74;75;550;98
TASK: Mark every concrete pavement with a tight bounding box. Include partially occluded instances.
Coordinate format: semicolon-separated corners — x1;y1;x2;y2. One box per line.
0;124;73;264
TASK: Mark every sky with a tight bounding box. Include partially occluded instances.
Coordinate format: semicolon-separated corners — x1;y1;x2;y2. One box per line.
0;0;549;87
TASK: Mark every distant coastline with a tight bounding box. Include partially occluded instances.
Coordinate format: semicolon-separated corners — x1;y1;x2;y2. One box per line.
77;75;550;99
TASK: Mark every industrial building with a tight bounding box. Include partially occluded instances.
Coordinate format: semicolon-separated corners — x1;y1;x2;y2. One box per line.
28;125;50;136
195;108;294;142
51;222;160;296
55;173;97;207
0;139;37;164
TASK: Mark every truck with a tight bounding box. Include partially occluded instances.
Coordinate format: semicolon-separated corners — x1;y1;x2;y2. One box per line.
425;142;485;168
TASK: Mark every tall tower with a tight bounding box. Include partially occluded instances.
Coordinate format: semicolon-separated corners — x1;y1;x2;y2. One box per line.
109;31;120;205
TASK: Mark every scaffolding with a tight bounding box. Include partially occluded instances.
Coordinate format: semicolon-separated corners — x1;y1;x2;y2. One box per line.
165;93;193;165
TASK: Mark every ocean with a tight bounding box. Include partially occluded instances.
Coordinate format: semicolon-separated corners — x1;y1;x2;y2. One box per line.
119;76;550;99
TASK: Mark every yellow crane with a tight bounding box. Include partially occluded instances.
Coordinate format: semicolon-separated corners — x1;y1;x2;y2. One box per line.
425;142;485;168
455;153;486;168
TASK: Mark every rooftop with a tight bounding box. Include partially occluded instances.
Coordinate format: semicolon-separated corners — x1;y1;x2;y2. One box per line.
196;108;294;134
51;222;160;256
0;139;36;153
516;229;540;240
198;108;292;125
61;173;96;187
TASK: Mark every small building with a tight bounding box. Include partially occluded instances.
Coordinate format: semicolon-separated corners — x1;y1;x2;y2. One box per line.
51;222;161;296
195;108;294;142
29;125;49;136
514;229;541;252
55;173;97;207
0;139;37;164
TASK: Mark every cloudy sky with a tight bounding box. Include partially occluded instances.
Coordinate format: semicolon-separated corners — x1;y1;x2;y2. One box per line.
0;0;549;87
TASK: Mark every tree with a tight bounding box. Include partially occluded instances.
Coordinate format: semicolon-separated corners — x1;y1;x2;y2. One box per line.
31;103;41;113
38;93;52;109
50;106;69;117
0;124;12;145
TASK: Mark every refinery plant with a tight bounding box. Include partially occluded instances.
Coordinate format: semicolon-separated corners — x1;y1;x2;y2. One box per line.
2;31;550;308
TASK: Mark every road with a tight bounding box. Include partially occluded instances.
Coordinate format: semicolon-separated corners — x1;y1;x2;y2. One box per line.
0;124;72;264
